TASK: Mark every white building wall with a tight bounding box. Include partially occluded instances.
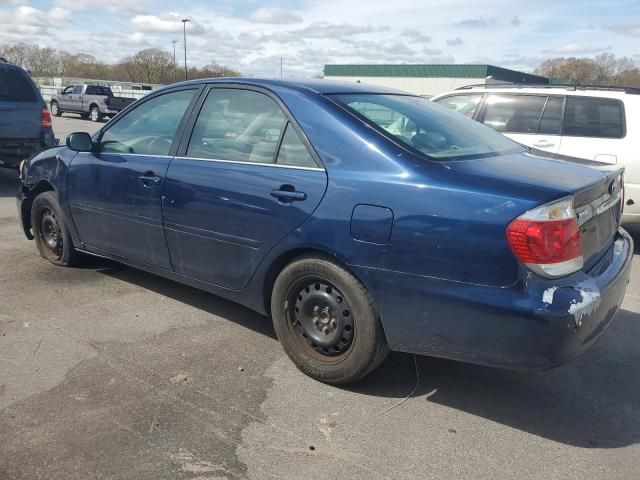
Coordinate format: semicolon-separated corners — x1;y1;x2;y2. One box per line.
325;76;486;97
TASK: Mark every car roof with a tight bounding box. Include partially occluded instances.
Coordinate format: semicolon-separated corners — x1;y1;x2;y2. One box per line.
165;77;413;96
434;84;638;100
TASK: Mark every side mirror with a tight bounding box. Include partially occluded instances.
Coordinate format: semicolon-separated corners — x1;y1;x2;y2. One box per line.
66;132;94;152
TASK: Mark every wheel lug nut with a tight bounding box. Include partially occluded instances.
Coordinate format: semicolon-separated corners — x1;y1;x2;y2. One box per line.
331;319;337;328
313;306;319;312
322;326;329;335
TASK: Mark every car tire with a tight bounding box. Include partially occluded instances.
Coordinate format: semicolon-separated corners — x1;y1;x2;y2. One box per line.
31;192;83;267
271;255;389;384
89;106;102;122
50;101;61;117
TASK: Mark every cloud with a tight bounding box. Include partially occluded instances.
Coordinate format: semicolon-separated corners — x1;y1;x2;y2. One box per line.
446;37;463;46
0;5;71;41
423;47;442;55
237;31;307;46
607;23;640;37
455;17;497;28
53;0;146;14
291;21;389;38
401;29;431;43
248;7;302;24
131;14;205;35
542;44;612;55
510;15;521;27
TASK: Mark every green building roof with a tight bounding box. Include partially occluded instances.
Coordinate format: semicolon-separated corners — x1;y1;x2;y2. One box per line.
323;64;548;84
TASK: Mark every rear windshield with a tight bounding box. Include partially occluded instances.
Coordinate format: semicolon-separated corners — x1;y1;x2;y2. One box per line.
331;94;523;160
0;65;38;102
86;85;113;96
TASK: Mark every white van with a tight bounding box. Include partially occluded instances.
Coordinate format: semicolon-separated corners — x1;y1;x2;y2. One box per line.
432;85;640;224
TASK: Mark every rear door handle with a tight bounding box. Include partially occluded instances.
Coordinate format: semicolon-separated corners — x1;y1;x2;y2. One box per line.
138;174;161;187
270;189;307;202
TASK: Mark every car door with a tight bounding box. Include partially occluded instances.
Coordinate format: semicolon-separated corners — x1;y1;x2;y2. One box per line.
69;85;84;111
162;86;327;289
58;85;74;110
67;87;199;268
480;94;563;154
558;96;625;165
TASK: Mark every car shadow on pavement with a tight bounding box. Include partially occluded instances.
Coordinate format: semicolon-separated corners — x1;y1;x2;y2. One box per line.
349;307;640;449
0;167;18;198
94;260;278;341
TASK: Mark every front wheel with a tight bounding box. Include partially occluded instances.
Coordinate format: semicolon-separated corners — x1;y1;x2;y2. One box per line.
271;256;389;384
31;192;83;266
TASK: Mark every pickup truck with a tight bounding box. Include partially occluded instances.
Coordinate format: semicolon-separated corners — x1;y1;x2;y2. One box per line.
50;84;136;122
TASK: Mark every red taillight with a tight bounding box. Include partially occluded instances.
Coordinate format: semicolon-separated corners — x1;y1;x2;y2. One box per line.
41;107;52;128
506;198;583;278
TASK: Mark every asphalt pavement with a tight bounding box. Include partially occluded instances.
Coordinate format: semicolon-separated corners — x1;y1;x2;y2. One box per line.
1;115;640;479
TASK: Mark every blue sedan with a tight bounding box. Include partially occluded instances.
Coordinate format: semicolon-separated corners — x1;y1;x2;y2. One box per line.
17;79;633;384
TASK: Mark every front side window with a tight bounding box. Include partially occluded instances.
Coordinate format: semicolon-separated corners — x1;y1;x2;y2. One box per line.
482;94;547;134
563;97;624;138
72;85;83;95
100;89;195;155
434;94;483;118
187;89;286;163
62;86;73;95
331;94;522;160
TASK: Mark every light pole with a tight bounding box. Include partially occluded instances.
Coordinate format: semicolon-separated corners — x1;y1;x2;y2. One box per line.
181;19;191;81
172;40;178;83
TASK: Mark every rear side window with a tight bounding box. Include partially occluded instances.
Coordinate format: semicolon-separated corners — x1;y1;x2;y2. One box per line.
187;89;286;164
482;94;546;134
434;94;483;118
276;123;317;168
0;65;37;102
563;97;625;138
86;85;113;96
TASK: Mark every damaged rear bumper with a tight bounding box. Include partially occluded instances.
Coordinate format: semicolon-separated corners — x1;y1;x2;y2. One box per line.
355;228;634;370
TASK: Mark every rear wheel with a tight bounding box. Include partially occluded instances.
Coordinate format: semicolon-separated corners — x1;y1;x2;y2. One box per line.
89;106;102;122
31;192;82;266
271;256;388;384
50;101;61;117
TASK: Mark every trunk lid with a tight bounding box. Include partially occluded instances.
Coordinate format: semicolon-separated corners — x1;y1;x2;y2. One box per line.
447;151;624;268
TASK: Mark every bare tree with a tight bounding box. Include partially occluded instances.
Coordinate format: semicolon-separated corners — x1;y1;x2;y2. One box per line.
535;54;640;87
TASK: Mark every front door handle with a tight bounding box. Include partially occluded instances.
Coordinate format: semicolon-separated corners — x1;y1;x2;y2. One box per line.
533;140;555;148
138;173;161;187
270;188;307;202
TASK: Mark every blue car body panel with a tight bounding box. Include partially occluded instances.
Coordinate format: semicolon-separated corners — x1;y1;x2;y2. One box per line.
16;78;634;370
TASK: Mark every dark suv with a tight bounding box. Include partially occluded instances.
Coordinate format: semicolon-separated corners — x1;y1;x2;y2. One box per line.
0;59;56;169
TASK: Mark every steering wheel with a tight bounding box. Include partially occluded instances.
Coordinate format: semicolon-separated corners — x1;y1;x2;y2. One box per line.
147;136;173;155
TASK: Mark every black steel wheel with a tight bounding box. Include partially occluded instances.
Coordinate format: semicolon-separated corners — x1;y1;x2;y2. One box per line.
31;191;82;267
290;279;355;359
271;256;389;384
39;207;63;261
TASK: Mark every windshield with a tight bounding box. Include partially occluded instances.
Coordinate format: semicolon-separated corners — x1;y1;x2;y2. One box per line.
331;94;524;160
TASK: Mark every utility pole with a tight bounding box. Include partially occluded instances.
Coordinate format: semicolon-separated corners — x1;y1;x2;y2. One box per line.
172;40;178;83
181;19;191;81
280;57;283;78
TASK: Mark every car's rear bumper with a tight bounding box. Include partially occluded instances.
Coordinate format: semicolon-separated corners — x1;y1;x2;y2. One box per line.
355;228;634;370
0;139;41;167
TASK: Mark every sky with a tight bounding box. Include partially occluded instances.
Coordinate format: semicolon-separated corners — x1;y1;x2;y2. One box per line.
0;0;638;77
